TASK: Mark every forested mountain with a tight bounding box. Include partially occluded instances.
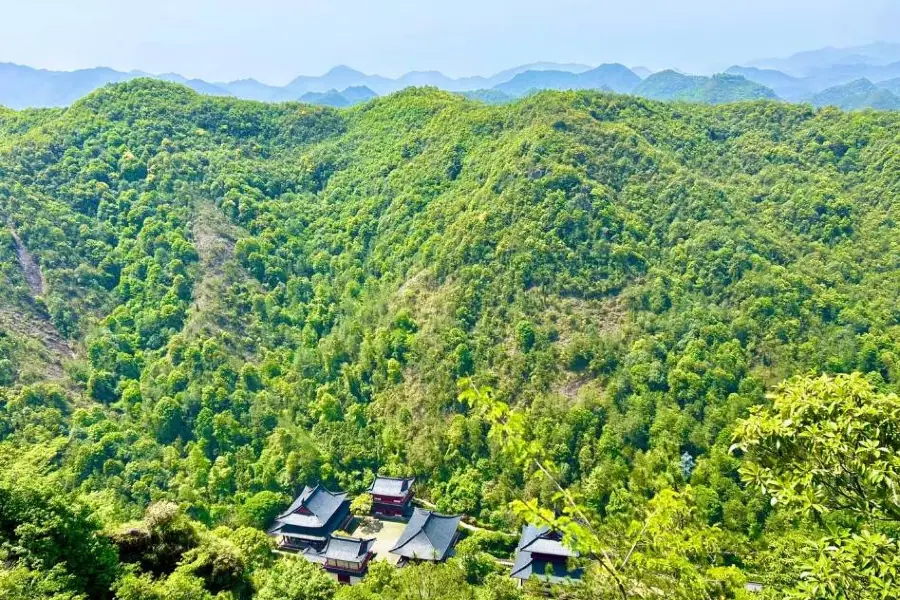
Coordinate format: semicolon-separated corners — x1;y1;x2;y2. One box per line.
729;43;900;104
461;89;517;104
810;78;900;110
729;64;900;109
493;70;604;97
0;80;899;599
881;77;900;95
493;64;641;96
153;73;232;96
299;86;378;108
724;66;810;100
633;71;778;103
217;78;287;102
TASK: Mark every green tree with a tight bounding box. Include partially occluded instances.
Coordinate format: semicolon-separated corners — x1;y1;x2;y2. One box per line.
453;535;500;584
256;556;337;600
87;371;118;403
219;526;275;572
734;373;900;598
350;492;374;515
111;501;200;576
462;380;747;600
0;479;118;600
238;490;287;529
0;565;86;600
734;373;900;519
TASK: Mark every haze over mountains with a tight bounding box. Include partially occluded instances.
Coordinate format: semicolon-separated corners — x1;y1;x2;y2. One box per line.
747;42;900;76
2;42;900;110
0;61;597;109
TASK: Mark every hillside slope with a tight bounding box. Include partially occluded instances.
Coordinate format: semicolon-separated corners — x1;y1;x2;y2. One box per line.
0;80;899;596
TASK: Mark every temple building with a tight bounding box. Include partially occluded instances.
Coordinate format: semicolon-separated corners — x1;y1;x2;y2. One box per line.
303;534;376;585
267;485;351;551
368;475;415;518
511;525;583;586
389;508;462;564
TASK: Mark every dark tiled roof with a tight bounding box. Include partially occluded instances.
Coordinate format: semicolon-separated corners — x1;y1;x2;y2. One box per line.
267;485;348;533
369;476;415;497
301;547;327;565
518;525;577;558
390;508;461;561
511;553;583;583
511;525;582;584
324;535;375;562
268;528;329;541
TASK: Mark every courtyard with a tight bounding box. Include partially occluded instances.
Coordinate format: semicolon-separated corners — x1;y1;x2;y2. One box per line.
349;517;407;565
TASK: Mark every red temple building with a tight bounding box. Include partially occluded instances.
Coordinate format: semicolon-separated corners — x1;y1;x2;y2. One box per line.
368;475;415;518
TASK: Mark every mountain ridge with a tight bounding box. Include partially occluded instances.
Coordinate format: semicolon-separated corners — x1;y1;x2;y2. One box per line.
494;63;641;96
748;41;900;75
0;60;597;108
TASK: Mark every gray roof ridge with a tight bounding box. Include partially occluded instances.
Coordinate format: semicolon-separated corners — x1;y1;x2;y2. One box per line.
391;524;427;552
519;524;548;546
390;509;430;553
330;533;376;544
326;534;376;557
521;537;577;557
390;532;413;553
390;509;462;557
275;483;348;523
369;475;416;494
276;485;313;519
510;552;534;577
420;512;438;554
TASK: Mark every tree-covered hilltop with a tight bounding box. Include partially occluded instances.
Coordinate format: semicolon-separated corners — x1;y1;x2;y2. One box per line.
810;78;900;111
0;79;899;598
634;71;779;103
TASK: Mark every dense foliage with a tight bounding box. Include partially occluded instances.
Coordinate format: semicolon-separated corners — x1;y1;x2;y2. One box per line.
735;374;900;598
0;79;899;598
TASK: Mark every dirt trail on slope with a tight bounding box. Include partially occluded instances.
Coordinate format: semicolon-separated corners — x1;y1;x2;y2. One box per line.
184;201;259;349
193;201;241;277
187;201;240;325
2;222;77;380
8;224;45;296
0;308;72;380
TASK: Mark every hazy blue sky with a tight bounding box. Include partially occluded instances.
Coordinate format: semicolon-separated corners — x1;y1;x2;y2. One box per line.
1;0;898;84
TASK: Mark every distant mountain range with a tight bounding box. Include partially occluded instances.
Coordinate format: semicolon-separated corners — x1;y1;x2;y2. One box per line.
809;79;900;111
0;61;598;109
493;63;641;96
3;42;900;111
728;61;900;101
724;67;812;101
298;86;378;108
748;42;900;76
